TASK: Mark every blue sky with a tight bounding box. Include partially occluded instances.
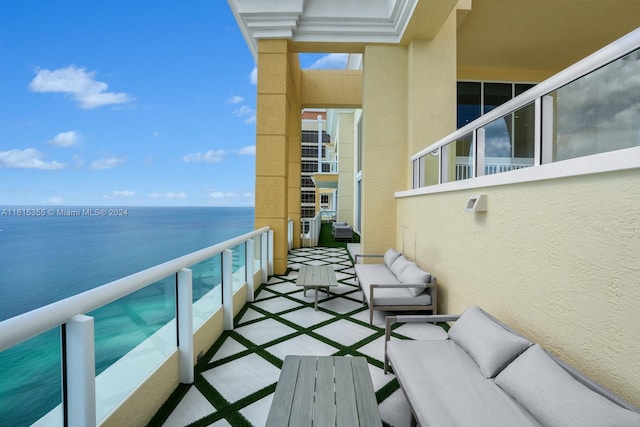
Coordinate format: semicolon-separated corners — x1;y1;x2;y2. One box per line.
0;1;347;207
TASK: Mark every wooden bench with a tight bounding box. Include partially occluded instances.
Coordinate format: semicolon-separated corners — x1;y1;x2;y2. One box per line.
266;355;382;426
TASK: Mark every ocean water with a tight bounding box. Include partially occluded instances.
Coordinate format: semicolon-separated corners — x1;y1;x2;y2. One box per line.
0;206;254;426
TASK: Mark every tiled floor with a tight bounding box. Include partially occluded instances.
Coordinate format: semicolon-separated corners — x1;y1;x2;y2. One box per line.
155;247;445;427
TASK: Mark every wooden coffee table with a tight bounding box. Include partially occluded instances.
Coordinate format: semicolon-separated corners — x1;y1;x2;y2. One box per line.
296;265;339;310
266;355;382;426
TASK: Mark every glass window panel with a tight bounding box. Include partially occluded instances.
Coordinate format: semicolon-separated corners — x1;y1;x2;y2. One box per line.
550;48;640;162
515;83;535;96
457;82;482;128
484;83;512;113
0;329;62;425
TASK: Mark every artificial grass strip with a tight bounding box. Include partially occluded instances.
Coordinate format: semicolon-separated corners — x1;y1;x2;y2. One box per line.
157;246;421;426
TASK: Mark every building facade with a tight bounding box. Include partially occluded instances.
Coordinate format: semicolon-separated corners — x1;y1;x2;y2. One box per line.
228;0;640;406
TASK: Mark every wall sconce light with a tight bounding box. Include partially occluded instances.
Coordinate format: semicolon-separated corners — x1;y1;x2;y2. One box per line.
465;194;487;213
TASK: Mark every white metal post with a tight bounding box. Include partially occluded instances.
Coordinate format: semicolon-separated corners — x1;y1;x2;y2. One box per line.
268;229;274;276
177;268;194;384
261;232;268;284
476;128;486;177
222;249;234;330
64;314;95;427
246;239;255;302
317;115;323;172
541;95;555;164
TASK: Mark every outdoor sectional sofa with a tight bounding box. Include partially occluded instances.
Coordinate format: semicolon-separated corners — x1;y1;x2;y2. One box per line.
354;248;436;324
384;306;640;427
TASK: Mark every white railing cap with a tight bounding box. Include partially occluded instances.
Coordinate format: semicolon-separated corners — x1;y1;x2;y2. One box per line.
0;227;270;351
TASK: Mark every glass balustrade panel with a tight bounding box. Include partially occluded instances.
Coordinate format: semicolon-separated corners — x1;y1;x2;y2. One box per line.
453;132;474;181
191;254;222;330
549;47;640;162
482;102;535;176
231;243;246;291
0;329;62;425
90;275;176;423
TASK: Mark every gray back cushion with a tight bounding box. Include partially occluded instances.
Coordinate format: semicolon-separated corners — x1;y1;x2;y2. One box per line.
383;248;402;269
399;263;431;296
448;306;532;378
390;255;412;278
495;344;640;427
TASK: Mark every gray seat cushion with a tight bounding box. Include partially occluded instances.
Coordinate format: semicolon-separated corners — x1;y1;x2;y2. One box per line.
387;339;542;427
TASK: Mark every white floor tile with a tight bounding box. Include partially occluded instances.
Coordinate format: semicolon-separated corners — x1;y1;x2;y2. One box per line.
235;318;297;345
238;308;264;324
379;388;413;427
280;307;334;328
210;337;247;363
267;281;299;293
266;334;339;360
252;296;303;314
317;297;363;314
201;354;280;403
162;386;216;427
356;336;386;363
314;319;377;346
239;394;274;427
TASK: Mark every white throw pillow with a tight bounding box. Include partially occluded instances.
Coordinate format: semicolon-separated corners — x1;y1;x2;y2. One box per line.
399;263;431;296
448;306;532;378
495;344;640;427
383;248;401;269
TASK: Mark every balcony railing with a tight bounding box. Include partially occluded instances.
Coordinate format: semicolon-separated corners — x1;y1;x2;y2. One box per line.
0;227;273;426
412;27;640;188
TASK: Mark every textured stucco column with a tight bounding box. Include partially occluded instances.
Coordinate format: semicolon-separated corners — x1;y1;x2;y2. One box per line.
361;11;457;255
336;112;355;223
361;44;408;255
255;39;301;274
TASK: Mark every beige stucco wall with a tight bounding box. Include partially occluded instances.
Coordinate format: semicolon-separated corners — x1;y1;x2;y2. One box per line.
396;168;640;406
361;9;457;255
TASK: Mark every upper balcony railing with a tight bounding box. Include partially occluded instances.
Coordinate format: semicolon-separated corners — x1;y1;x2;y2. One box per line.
0;227;273;426
411;28;640;189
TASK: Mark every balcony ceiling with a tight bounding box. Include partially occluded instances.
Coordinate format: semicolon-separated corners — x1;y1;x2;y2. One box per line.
457;0;640;77
228;0;640;78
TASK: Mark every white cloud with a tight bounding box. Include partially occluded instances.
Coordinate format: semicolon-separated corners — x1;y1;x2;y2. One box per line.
47;196;64;205
48;130;79;147
0;148;65;170
103;190;136;199
308;53;348;70
237;145;256;156
234;105;256;124
250;66;257;85
90;156;126;170
227;95;244;104
29;65;133;109
183;149;226;163
149;192;187;200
